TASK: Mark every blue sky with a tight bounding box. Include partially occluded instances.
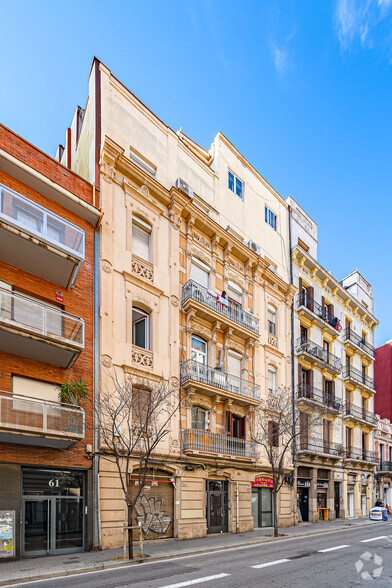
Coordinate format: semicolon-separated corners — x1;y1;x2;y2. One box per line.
1;0;391;345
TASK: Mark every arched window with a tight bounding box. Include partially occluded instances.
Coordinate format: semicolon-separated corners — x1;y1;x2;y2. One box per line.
268;366;277;395
132;216;151;262
268;305;277;335
132;307;149;349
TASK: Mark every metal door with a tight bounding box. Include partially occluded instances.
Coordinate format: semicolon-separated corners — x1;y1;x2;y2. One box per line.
334;482;340;519
298;488;309;522
206;480;228;534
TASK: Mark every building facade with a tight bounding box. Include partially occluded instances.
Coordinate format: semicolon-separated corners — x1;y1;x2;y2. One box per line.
374;416;392;506
56;58;296;549
374;341;392;421
289;198;378;523
0;124;100;558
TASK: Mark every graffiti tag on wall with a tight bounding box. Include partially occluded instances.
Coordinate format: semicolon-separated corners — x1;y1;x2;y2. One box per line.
0;511;15;558
135;495;172;535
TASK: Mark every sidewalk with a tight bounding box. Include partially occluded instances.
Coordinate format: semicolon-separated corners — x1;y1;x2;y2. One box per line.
0;517;379;586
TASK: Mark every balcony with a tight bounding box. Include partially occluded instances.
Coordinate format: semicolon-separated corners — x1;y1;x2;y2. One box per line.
342;366;375;393
343;402;377;427
344;446;376;463
0;288;84;368
182;280;259;338
0;392;84;449
181;360;260;405
376;461;392;472
295;337;342;374
182;429;257;460
296;384;342;414
298;436;343;458
296;292;341;335
0;183;84;288
342;329;375;360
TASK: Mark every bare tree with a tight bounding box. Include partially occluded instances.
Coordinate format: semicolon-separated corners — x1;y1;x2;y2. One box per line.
251;386;323;537
96;370;179;559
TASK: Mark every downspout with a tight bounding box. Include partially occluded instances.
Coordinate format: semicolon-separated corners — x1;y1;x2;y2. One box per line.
236;482;240;533
288;205;297;524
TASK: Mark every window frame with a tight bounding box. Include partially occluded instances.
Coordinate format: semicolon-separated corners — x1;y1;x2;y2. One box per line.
265;205;277;231
132;307;150;350
191;405;207;431
268;366;277;395
132;216;152;262
267;305;277;335
228;169;244;200
191;335;208;365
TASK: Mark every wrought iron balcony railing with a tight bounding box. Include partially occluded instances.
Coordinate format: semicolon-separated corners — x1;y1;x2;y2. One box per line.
0;287;84;347
297;291;341;332
342;328;375;358
181;360;260;401
182;429;257;458
0;391;84;448
182;280;259;334
377;461;392;472
342;366;375;390
344;402;377;426
296;384;342;411
344;446;376;462
0;183;85;259
298;436;343;456
296;337;342;372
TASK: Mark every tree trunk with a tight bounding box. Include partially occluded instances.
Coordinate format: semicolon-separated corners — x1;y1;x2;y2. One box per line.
128;503;134;560
273;490;279;537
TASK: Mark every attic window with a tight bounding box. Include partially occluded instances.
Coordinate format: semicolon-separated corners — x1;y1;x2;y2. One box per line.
129;147;157;177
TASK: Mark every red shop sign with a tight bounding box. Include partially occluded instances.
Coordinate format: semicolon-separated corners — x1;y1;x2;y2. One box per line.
252;477;273;488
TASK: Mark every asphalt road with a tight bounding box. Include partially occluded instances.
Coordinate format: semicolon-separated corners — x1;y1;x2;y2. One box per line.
11;524;392;588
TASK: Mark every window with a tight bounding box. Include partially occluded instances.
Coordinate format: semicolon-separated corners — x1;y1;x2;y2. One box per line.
268;367;276;395
132;308;149;349
265;206;277;231
268;305;276;335
268;421;279;447
190;257;210;289
132;385;151;424
228;170;244;200
227;350;242;378
191;336;207;365
227;281;243;305
191;406;207;430
132;217;151;262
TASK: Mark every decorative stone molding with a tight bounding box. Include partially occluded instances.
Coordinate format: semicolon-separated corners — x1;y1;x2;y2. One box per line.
101;260;113;274
191;245;211;267
193;393;212;411
131;255;154;283
170;376;179;388
169;211;181;230
226;269;245;290
132;347;153;369
192;231;209;248
140;185;150;198
170;295;179;307
267;394;280;411
268;334;278;349
101;355;113;368
100;160;115;183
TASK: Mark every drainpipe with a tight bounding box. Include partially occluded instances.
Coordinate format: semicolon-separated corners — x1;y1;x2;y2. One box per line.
236;482;240;533
93;228;101;550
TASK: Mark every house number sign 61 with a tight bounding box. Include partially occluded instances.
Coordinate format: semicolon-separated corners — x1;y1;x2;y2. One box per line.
49;479;60;487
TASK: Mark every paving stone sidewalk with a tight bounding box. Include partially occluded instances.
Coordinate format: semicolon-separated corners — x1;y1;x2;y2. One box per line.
0;517;380;586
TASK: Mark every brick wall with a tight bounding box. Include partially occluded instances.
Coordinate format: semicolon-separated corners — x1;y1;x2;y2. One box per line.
375;342;392;421
0;137;95;470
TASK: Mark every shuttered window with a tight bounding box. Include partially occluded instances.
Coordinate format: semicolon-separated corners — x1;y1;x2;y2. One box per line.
227;350;242;378
191;258;210;289
132;217;151;261
228;281;242;304
12;375;59;403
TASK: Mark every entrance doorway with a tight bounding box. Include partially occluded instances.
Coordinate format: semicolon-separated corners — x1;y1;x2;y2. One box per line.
348;490;354;517
361;491;367;516
23;497;83;556
22;468;85;556
298;487;309;522
251;487;273;527
334;482;340;519
206;480;228;534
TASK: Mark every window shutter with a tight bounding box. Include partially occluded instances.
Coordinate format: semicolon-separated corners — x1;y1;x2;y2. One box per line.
321;296;325;309
227;351;242;379
331;380;335;399
191;260;210;289
226;412;232;436
298;363;302;388
239;417;246;439
330;303;334;317
132;222;150;261
299;277;302;295
309;370;314;389
268;421;273;446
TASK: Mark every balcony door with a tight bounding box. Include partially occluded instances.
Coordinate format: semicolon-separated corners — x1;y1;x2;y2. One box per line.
191;336;208;382
227;350;242;394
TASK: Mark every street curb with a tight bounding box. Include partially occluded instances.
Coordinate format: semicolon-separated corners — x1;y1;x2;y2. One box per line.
0;521;377;587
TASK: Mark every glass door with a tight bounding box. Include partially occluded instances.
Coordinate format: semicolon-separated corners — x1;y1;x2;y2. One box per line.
55;498;83;551
23;499;50;556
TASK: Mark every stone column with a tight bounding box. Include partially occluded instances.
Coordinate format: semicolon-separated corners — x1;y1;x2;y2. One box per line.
309;467;318;523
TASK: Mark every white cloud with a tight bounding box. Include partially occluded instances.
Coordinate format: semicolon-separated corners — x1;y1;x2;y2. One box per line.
335;0;392;49
270;28;296;75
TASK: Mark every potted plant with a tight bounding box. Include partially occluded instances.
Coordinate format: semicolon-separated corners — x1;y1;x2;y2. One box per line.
58;379;88;434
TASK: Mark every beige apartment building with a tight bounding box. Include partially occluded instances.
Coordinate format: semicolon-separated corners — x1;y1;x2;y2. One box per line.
57;58;296;549
289;198;378;523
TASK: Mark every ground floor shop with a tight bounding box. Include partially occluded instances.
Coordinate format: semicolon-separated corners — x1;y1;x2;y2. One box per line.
0;464;92;559
296;464;373;523
99;458;295;549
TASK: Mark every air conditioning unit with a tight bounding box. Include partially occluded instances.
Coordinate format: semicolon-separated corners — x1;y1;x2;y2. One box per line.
247;239;261;255
176;177;194;199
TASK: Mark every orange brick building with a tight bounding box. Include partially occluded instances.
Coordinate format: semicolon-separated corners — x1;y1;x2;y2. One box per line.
0;125;100;558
